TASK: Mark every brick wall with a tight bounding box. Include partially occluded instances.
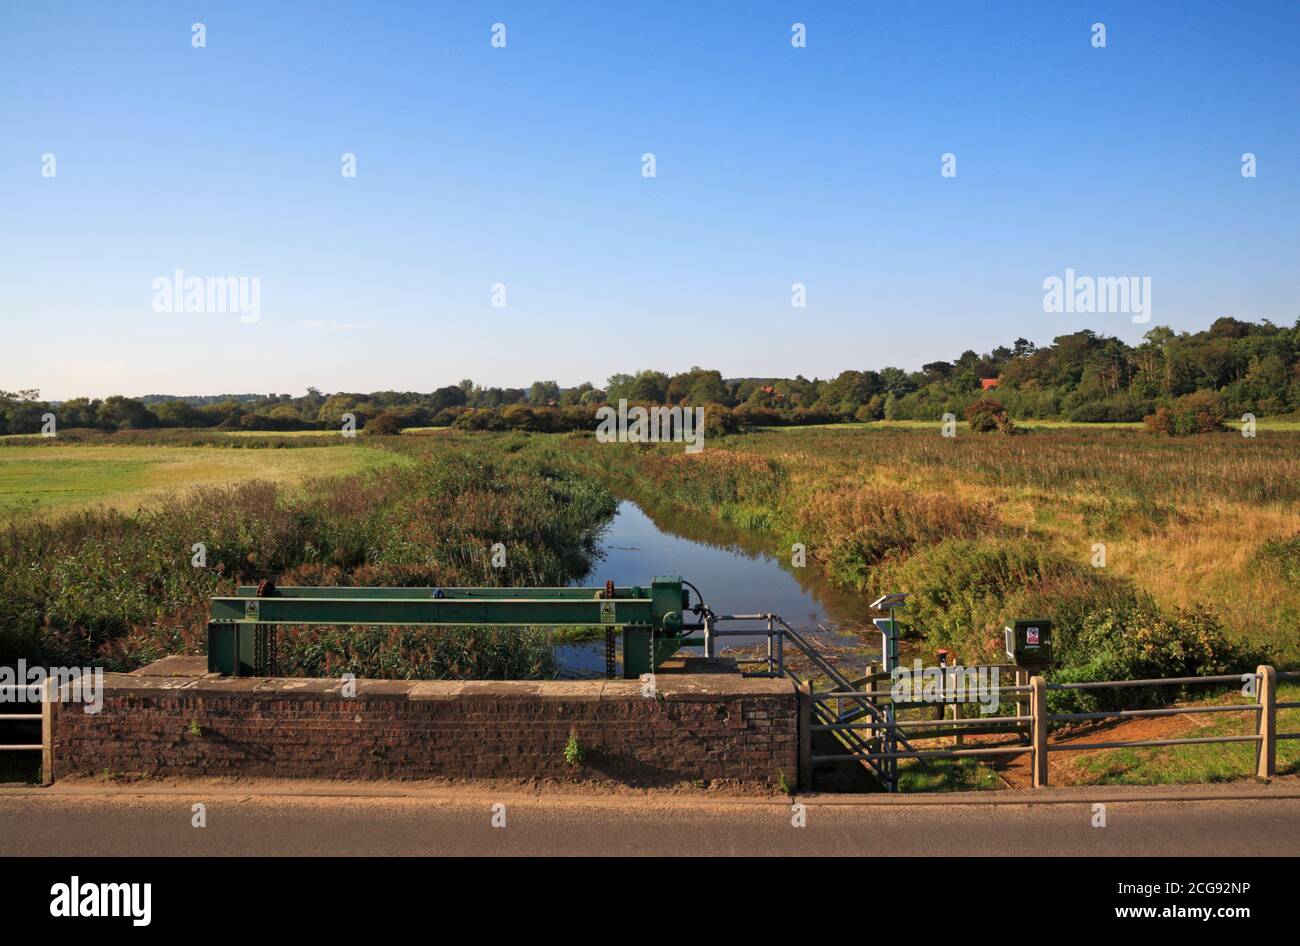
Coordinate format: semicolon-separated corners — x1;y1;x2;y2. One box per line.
51;670;797;788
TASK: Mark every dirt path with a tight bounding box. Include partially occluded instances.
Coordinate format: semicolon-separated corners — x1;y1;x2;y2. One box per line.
969;709;1220;788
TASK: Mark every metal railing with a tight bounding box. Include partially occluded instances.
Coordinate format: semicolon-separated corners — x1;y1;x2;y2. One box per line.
0;679;53;784
795;665;1297;791
696;615;1298;792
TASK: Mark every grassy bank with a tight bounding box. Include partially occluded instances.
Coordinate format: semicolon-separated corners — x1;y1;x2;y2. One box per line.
0;435;615;676
524;426;1299;674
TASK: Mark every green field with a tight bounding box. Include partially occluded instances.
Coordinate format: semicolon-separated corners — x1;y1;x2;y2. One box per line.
0;443;403;516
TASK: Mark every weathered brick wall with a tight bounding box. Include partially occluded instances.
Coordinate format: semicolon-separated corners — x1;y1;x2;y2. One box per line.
52;672;797;787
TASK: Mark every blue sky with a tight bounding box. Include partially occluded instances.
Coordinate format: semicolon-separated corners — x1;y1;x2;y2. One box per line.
2;1;1298;400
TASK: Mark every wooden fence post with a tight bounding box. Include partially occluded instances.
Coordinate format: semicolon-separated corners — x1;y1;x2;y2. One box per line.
1031;675;1048;788
1257;665;1276;779
41;676;54;786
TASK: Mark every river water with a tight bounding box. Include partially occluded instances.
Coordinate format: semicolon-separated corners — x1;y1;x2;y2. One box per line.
555;500;881;677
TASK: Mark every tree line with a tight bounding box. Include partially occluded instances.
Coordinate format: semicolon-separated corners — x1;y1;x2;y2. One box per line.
3;317;1297;436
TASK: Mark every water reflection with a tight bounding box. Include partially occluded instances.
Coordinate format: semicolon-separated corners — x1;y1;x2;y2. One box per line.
585;501;875;629
555;500;881;677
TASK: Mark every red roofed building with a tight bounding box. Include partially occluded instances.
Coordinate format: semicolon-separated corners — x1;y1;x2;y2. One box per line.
981;378;1000;391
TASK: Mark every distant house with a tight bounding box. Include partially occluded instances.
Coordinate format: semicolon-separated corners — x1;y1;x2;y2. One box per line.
981;378;1000;391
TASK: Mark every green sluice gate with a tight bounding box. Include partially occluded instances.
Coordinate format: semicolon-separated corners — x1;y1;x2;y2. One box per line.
206;576;701;680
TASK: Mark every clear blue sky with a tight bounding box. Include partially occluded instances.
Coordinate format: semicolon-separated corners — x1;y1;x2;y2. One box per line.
2;1;1297;400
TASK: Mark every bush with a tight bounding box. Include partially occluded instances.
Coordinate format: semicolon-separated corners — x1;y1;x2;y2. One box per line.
1144;390;1225;436
731;405;784;429
1048;604;1261;712
1067;395;1155;423
363;411;405;436
790;407;840;426
964;398;1017;434
1255;534;1300;583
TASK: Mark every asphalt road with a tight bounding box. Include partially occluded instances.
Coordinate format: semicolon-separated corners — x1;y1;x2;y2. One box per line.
3;790;1299;855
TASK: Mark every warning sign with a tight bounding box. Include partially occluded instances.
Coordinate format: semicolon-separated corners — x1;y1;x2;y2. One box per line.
245;600;260;619
599;600;616;624
1026;627;1040;646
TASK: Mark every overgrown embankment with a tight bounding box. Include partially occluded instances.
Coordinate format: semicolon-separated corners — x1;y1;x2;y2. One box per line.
528;427;1292;697
0;437;616;678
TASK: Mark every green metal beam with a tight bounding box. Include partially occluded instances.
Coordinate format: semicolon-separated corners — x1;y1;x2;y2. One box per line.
231;585;656;600
211;595;660;628
207;577;694;679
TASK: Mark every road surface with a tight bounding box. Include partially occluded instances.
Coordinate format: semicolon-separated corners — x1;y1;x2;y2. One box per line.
2;785;1298;855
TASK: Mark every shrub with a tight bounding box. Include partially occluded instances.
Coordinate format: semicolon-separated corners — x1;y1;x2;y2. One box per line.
1144;390;1225;436
964;398;1017;434
363;411;405;436
1067;395;1155;423
1255;534;1300;583
1048;604;1262;712
732;405;784;429
876;539;1090;662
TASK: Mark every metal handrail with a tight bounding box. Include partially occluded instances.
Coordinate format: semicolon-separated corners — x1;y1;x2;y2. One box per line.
1046;673;1254;690
814;686;1033;700
814;745;1033;763
1048;703;1260;723
1049;734;1261;752
0;681;49;759
814;714;1031;731
776;617;922;757
715;614;1296;790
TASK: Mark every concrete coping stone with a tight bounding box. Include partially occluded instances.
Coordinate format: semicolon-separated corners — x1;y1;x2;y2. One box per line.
129;655;211;678
655;675;795;701
63;672;194;700
90;672;794;703
251;678;346;697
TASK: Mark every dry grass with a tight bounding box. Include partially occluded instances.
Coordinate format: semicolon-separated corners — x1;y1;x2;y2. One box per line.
538;426;1300;664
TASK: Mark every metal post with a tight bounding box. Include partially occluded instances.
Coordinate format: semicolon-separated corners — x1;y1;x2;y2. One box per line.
797;681;812;790
885;608;898;791
766;615;774;675
1257;664;1276;778
1015;668;1030;744
776;618;784;677
703;614;714;658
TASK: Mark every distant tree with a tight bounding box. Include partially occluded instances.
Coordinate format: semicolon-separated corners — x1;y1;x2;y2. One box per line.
429;385;468;413
527;380;560;405
97;396;159;430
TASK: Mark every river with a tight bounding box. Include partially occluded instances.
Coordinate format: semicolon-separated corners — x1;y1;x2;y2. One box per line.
555;500;883;677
